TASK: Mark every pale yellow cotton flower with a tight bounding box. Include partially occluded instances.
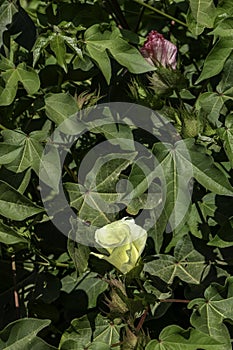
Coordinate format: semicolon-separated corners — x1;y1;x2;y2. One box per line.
92;218;147;274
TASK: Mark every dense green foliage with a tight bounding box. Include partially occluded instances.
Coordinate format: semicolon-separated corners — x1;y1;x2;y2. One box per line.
0;0;233;349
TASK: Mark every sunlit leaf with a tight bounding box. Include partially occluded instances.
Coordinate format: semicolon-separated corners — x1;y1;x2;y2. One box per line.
188;0;216;28
188;277;233;348
0;0;18;41
196;92;228;124
196;38;232;83
0;318;56;350
59;314;121;349
84;24;154;84
50;33;68;72
144;235;209;284
1;129;46;174
145;325;227;350
0;220;28;245
218;114;233;167
0;63;40;106
65;152;137;227
45;92;79;125
0;181;44;220
0;143;23;165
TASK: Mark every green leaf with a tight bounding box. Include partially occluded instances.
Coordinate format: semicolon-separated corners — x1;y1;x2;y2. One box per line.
45;93;79;125
33;31;82;68
68;238;90;275
96;123;135;151
0;318;56;350
150;137;232;251
0;143;23;165
84;24;154;84
144;235;208;284
196;38;233;83
61;272;78;294
50;33;68;72
186;8;205;36
66;182;117;228
196;92;227;124
0;0;18;41
77;272;108;308
0;167;31;194
188;277;233;348
0;220;28;245
218;115;233;167
208;218;233;248
216;0;233;17
186;204;203;239
217;54;233;96
199;193;217;219
0;181;44;220
145;325;226;350
88;343;110;350
1;129;46;174
65;152;137;227
210;18;233;40
38;143;61;192
63;35;83;57
59;314;121;349
144;280;172;316
188;0;216;28
61;272;108;308
125;183;162;216
0;55;15;70
0;63;40;106
86;40;111;84
151;140;193;250
0;78;17;107
32;35;51;67
184;139;233;196
59;329;94;350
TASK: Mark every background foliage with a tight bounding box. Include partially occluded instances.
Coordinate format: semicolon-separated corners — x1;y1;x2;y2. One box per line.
0;0;233;349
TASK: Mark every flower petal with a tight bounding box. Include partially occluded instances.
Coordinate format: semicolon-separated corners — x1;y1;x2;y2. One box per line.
140;30;177;69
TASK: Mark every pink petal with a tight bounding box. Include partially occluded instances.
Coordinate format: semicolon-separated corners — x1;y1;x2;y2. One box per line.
140;30;177;69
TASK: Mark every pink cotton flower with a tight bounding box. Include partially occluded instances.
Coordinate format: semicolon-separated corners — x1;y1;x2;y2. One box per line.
140;30;177;69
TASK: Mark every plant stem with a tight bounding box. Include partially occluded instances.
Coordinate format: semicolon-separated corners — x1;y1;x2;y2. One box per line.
159;298;190;303
135;306;149;332
33;248;71;268
11;255;20;319
64;164;78;183
132;0;188;27
103;0;130;29
134;0;148;32
0;123;8;130
0;258;70;268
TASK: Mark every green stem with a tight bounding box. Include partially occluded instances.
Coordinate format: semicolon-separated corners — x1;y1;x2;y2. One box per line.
33;248;71;268
1;258;70;268
159;298;190;303
105;0;130;29
0;123;8;130
132;0;188;27
175;88;189;113
55;262;71;268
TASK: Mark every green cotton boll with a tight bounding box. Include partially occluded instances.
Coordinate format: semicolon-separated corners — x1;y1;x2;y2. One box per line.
92;218;147;274
182;118;201;138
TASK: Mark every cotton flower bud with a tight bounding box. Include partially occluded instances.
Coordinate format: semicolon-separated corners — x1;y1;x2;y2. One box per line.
140;30;177;69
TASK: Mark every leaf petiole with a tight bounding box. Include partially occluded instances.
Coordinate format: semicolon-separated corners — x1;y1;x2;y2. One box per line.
132;0;188;27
